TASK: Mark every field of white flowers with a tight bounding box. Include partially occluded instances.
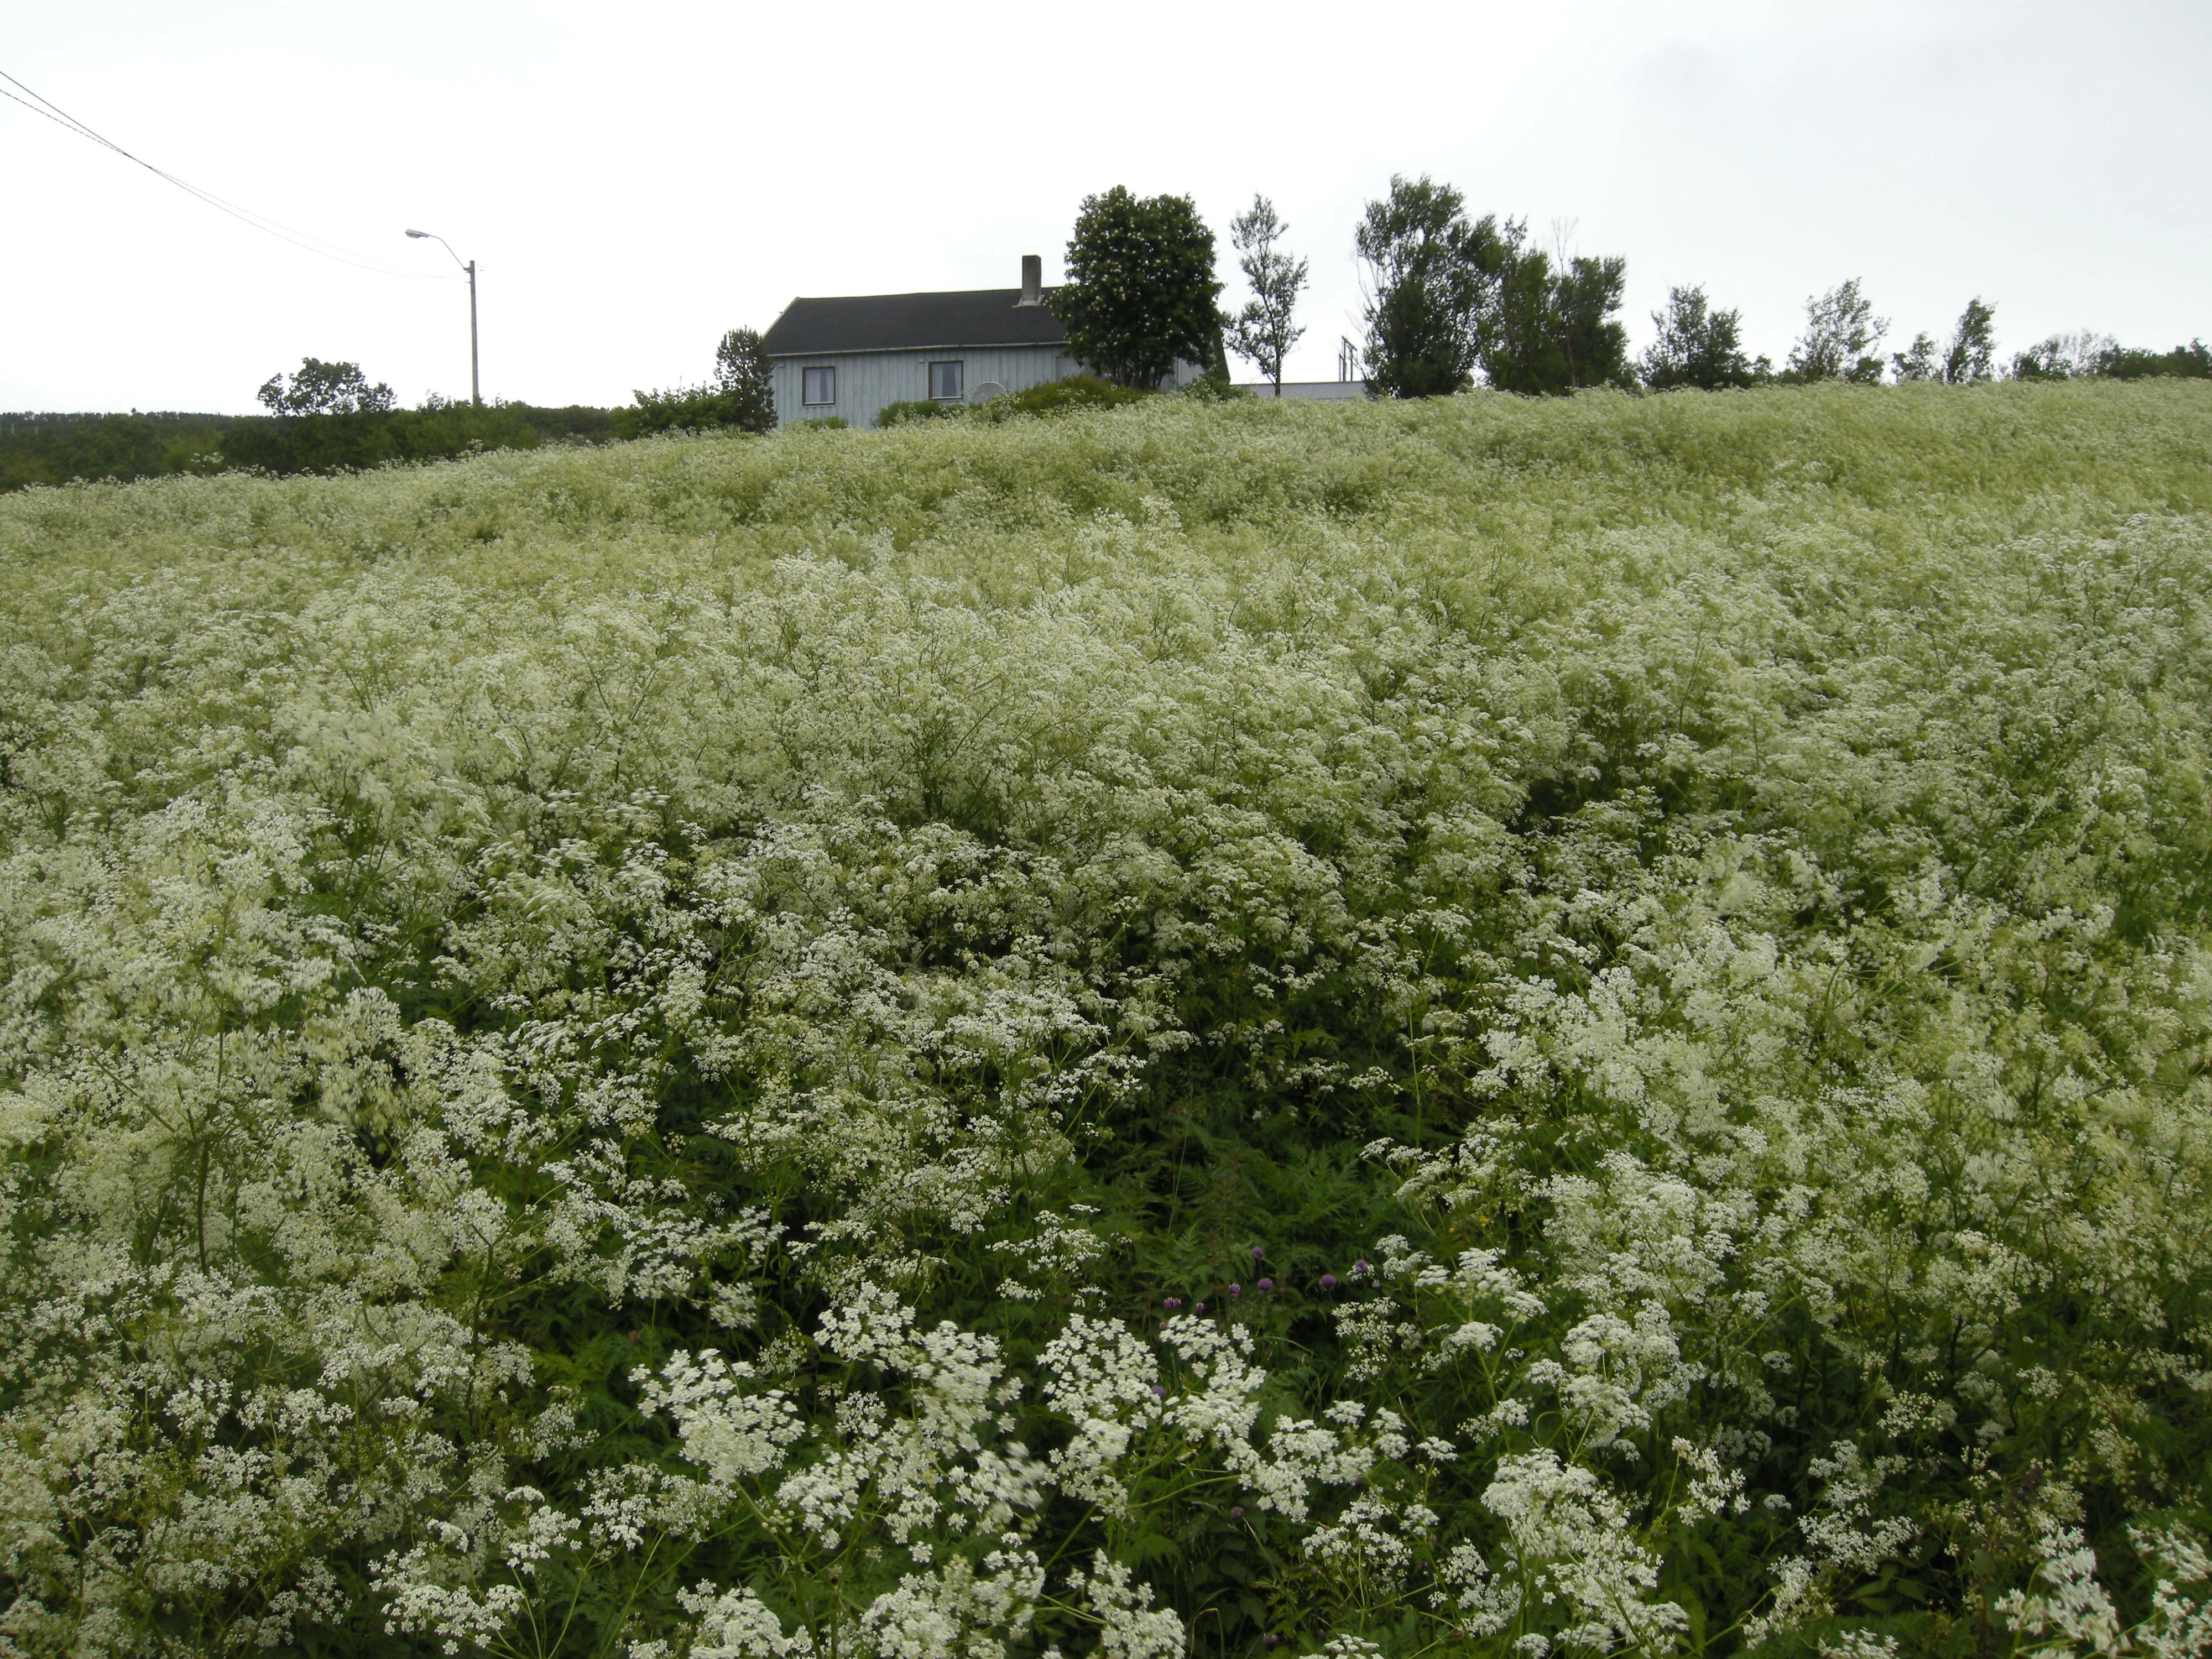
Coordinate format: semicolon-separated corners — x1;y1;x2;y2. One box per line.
2;383;2210;1659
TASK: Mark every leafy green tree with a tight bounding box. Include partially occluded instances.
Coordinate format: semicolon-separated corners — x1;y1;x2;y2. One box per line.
1355;175;1502;399
1224;195;1308;395
1892;332;1941;382
1641;285;1764;389
1942;297;1998;383
254;357;396;417
1785;280;1888;384
1470;223;1635;396
2103;338;2211;378
712;327;778;434
2012;332;2112;379
2012;333;2210;380
616;327;779;439
1543;251;1634;392
1052;187;1224;388
1894;299;1999;384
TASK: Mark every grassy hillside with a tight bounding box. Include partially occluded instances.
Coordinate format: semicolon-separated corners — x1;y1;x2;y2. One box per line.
2;383;2210;1659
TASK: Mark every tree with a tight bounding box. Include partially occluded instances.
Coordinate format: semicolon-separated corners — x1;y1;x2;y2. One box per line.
1892;332;1942;382
1786;280;1888;384
712;327;778;434
1893;299;1999;384
1941;297;1997;384
1051;187;1224;388
2011;332;2115;380
1224;195;1308;395
1641;285;1764;389
255;357;396;417
1548;252;1634;391
1468;221;1634;396
1355;175;1501;399
2101;338;2211;379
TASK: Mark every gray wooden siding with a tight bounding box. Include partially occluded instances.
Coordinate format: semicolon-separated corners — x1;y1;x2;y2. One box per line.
770;348;1206;429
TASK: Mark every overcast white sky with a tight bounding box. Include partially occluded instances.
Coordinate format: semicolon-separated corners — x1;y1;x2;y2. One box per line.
5;0;2207;412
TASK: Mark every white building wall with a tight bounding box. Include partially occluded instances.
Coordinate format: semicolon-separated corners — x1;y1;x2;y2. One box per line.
771;345;1075;429
770;347;1208;429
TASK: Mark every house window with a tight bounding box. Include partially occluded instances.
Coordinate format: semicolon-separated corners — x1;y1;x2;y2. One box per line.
802;366;836;406
928;361;964;401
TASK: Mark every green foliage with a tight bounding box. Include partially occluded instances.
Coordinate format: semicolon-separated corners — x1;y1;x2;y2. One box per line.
1358;186;1632;398
1354;175;1495;399
1480;228;1634;395
969;373;1151;421
1785;280;1889;384
2;384;2212;1659
2012;333;2212;382
256;356;398;416
1942;296;1998;383
1175;372;1252;403
1053;185;1227;388
614;328;779;440
0;410;227;491
1892;331;1942;383
1642;285;1766;390
877;398;969;427
613;385;754;439
1;402;617;493
712;327;779;434
1897;299;1999;387
2103;338;2212;379
221;396;554;473
1226;194;1309;393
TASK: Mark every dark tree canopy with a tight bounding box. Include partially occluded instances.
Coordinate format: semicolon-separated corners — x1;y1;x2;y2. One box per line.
1355;176;1504;399
1892;332;1942;383
1479;227;1634;395
1358;184;1633;399
255;358;397;418
1642;285;1764;390
1942;297;1998;384
1052;187;1224;388
2012;333;2212;380
713;328;778;435
1787;280;1888;384
1894;299;1999;385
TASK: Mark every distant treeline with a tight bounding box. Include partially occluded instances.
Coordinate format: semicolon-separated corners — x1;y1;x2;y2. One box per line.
0;401;617;493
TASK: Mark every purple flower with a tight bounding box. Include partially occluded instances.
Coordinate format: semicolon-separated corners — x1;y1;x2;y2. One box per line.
1251;1246;1265;1261
1256;1278;1274;1291
1230;1506;1245;1519
1150;1385;1165;1398
1162;1297;1181;1308
1350;1259;1371;1277
1318;1274;1338;1290
1226;1282;1241;1297
1194;1301;1206;1312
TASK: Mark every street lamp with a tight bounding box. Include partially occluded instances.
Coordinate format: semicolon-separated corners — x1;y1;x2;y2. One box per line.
406;229;479;406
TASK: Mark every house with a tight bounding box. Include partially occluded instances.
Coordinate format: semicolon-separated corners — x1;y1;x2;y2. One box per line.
759;255;1205;429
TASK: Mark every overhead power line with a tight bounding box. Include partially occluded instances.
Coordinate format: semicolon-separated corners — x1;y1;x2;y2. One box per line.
1;67;448;280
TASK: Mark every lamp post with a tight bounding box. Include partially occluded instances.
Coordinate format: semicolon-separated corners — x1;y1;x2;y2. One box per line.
405;229;479;406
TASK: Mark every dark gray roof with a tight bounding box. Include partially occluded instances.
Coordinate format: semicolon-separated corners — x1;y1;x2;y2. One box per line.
761;288;1068;357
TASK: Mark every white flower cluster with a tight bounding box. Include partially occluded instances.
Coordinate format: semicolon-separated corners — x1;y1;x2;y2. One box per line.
3;384;2209;1656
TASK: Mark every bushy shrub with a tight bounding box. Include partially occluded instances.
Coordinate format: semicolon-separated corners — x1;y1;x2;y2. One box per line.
877;398;968;427
614;385;757;440
970;372;1150;422
2;383;2211;1659
1175;371;1253;402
